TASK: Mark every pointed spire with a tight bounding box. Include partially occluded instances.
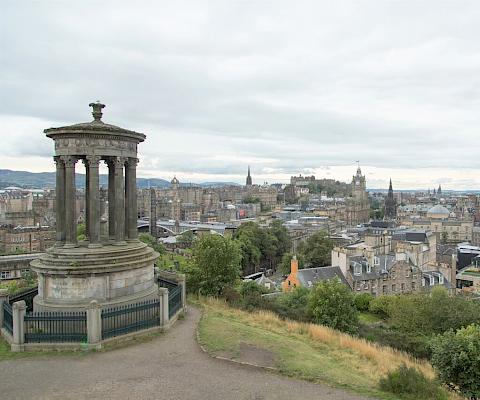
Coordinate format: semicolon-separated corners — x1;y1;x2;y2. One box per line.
388;179;393;191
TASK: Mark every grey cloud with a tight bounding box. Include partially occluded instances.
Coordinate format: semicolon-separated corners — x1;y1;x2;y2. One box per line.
1;1;480;187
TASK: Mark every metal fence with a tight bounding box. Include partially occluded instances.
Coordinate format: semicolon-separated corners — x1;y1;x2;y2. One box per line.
2;301;13;336
168;285;182;319
158;277;183;319
24;311;87;343
10;287;38;313
101;299;160;340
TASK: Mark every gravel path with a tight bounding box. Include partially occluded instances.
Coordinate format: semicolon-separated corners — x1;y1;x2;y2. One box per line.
0;307;374;400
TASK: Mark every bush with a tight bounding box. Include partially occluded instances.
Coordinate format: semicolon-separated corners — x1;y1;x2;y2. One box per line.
379;364;447;400
369;295;396;319
355;293;374;312
238;281;265;310
308;278;358;334
430;324;480;399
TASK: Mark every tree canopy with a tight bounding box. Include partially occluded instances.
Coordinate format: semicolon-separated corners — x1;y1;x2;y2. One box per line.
186;234;242;295
308;278;358;334
297;230;333;267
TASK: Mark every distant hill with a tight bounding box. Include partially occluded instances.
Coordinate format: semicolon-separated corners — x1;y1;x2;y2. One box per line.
0;169;240;189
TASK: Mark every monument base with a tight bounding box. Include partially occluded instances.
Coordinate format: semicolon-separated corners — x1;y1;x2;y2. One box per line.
30;240;159;312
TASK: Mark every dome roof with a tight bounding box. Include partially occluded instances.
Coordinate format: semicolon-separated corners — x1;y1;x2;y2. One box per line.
44;102;145;142
427;204;450;217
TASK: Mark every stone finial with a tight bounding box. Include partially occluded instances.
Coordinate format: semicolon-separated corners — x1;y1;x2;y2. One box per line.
89;101;105;122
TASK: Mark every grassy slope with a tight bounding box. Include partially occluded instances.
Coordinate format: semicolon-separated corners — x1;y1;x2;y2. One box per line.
197;298;455;400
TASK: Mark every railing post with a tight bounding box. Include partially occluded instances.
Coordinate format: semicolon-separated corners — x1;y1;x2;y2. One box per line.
87;300;102;349
0;289;8;329
11;300;26;352
158;287;169;327
177;274;187;313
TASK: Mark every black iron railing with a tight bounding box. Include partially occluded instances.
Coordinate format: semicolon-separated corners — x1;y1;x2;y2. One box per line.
2;301;13;336
157;277;178;291
168;285;182;319
101;299;160;340
24;311;87;343
10;286;38;313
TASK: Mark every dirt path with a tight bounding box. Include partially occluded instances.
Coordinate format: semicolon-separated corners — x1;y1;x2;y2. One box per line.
0;307;374;400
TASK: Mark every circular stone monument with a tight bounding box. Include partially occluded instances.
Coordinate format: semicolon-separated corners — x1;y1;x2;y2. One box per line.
31;103;159;311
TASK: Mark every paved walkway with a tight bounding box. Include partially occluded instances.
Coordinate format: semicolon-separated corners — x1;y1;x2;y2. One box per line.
0;307;373;400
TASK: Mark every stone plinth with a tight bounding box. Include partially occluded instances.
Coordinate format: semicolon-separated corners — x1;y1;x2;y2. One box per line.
31;241;159;312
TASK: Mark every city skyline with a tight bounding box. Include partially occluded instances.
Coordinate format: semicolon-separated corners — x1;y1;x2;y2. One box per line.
2;2;480;190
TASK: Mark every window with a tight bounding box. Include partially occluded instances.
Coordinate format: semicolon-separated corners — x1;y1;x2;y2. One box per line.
422;278;426;287
354;264;362;275
429;276;434;286
401;283;405;292
367;264;371;273
382;285;387;294
392;284;397;292
0;271;10;279
374;257;380;266
439;275;444;284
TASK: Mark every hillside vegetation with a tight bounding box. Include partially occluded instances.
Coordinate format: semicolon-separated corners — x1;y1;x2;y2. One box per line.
197;297;458;400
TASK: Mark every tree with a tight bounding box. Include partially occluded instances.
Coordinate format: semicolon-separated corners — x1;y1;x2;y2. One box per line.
77;223;86;241
430;324;480;398
139;233;166;255
441;231;449;244
308;278;358;334
177;230;195;246
187;234;242;295
268;220;291;263
298;231;333;267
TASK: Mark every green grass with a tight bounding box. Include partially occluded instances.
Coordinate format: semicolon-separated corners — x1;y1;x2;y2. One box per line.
0;337;82;361
359;312;382;324
156;252;191;271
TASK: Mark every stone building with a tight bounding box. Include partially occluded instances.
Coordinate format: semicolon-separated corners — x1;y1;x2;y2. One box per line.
30;102;159;312
345;167;370;226
400;204;474;243
384;179;397;220
0;225;55;254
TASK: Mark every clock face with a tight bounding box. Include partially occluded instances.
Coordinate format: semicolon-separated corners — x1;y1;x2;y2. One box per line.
356;181;360;186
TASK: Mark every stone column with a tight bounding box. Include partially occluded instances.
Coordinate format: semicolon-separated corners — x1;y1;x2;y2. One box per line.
54;156;65;245
11;300;26;352
158;287;169;327
87;156;102;248
107;159;115;240
83;159;90;241
177;274;187;313
86;300;102;348
63;156;77;248
125;158;139;241
0;289;8;329
113;157;126;245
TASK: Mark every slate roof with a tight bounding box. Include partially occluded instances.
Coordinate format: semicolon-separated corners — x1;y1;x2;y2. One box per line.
296;266;350;288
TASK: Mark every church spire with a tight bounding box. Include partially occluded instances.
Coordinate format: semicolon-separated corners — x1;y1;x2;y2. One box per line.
246;165;252;186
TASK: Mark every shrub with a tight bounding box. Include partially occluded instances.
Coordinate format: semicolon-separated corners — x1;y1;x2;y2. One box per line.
379;364;447;400
355;293;374;312
238;281;265;310
369;295;396;319
430;324;480;399
308;278;358;334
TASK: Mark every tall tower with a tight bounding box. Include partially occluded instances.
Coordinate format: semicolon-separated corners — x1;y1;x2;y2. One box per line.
384;179;397;220
346;165;370;226
246;166;252;186
31;102;159;312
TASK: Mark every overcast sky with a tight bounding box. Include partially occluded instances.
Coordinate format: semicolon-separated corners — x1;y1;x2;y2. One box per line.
1;1;480;190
